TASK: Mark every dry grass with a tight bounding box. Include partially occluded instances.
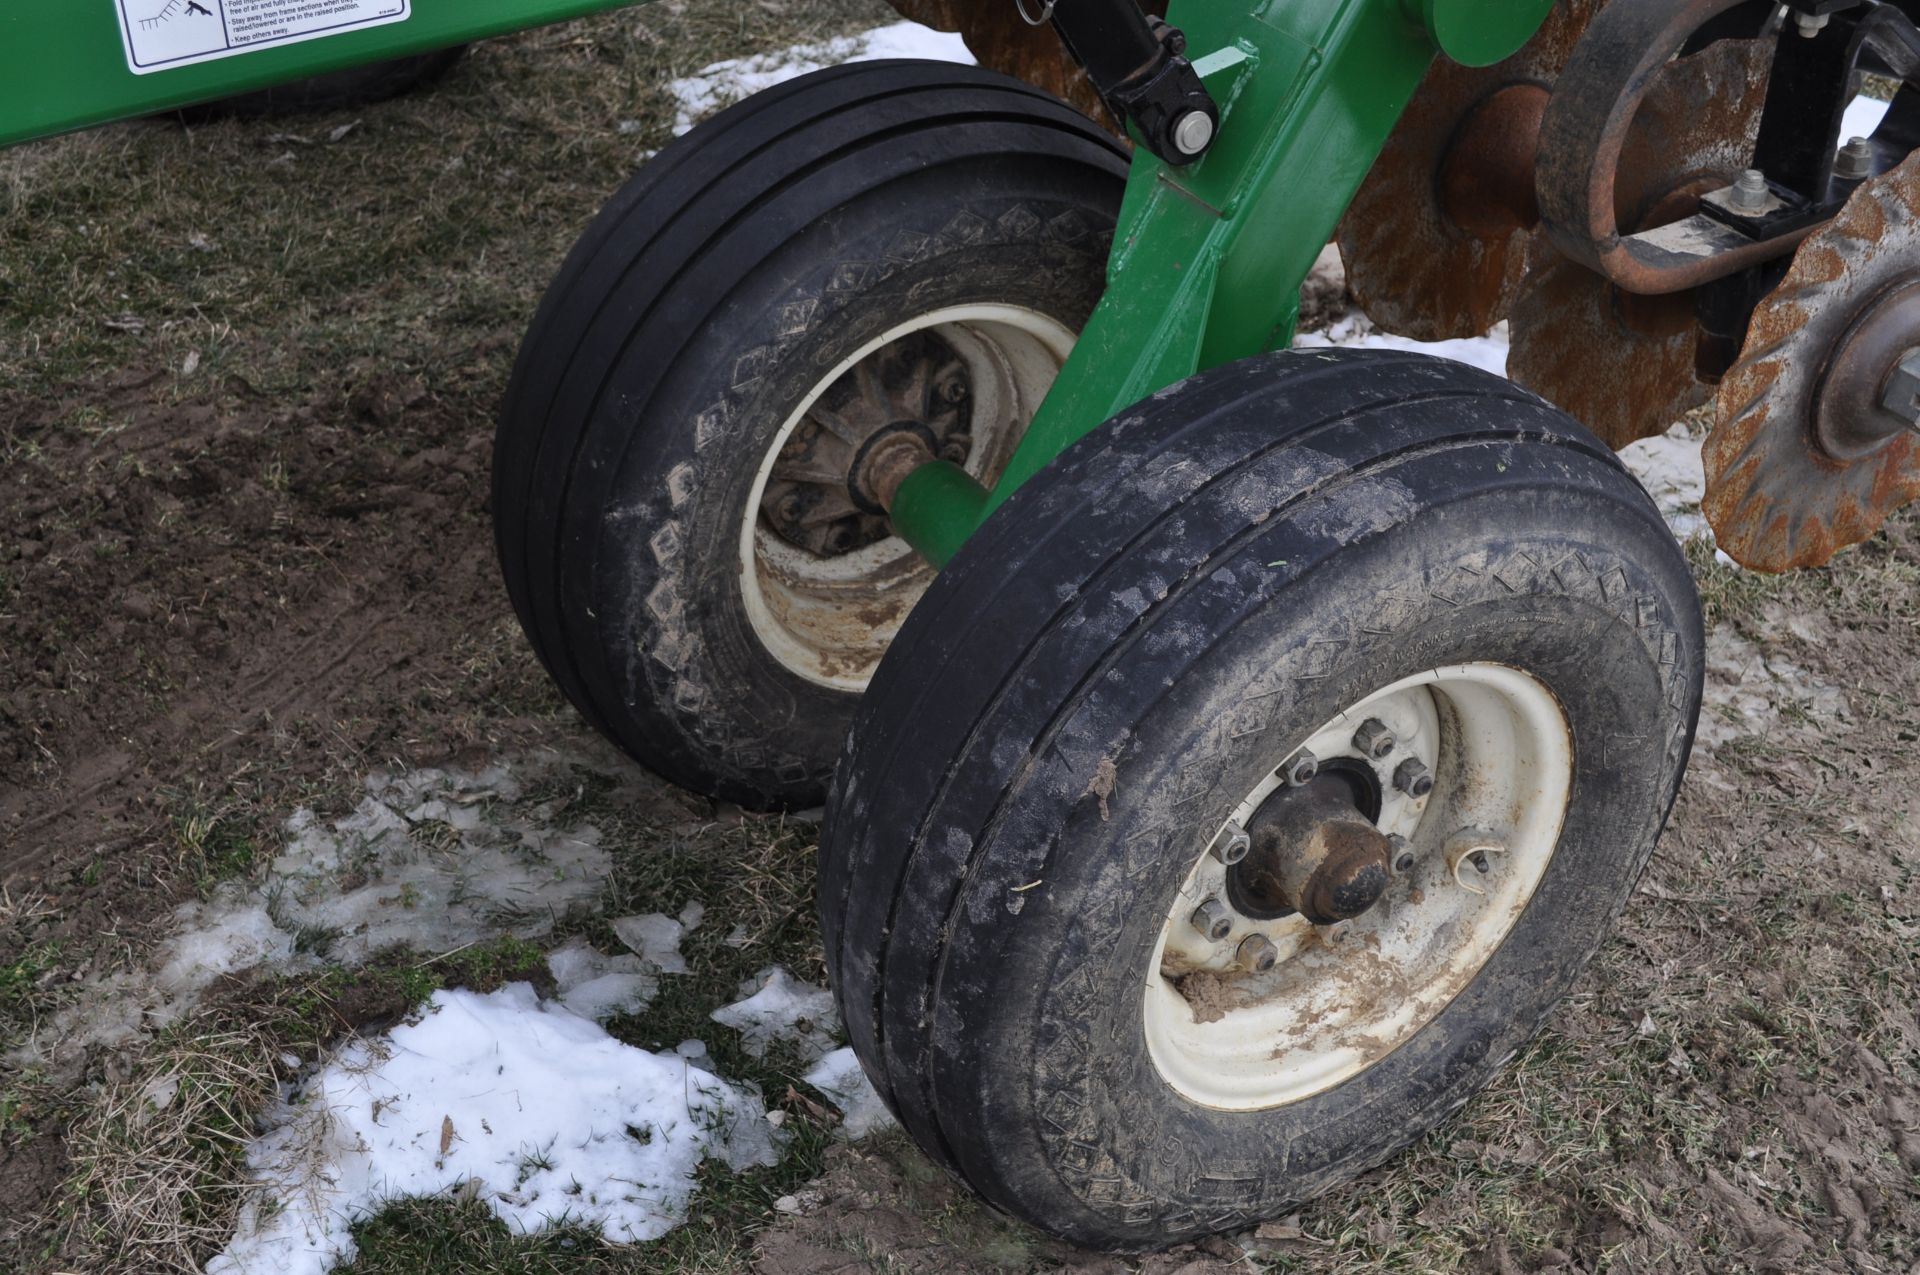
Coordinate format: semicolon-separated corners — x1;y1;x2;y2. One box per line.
58;1016;284;1273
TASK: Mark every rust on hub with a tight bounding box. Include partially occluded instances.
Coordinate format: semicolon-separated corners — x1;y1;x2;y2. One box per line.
1234;775;1392;927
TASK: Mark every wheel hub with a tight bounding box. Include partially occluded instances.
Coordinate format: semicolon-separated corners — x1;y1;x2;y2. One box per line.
760;330;974;559
1145;663;1574;1111
1814;277;1920;461
1230;771;1391;925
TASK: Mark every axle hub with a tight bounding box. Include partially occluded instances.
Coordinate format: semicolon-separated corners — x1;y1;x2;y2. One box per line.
1230;770;1391;926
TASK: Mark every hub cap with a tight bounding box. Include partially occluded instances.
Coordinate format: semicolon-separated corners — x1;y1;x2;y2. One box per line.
1144;664;1573;1111
739;305;1074;691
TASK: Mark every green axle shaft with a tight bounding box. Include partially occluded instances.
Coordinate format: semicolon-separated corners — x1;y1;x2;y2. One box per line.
890;0;1554;568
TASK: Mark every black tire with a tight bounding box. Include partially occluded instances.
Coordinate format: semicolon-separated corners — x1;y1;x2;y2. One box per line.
821;349;1705;1249
493;61;1127;809
181;47;468;119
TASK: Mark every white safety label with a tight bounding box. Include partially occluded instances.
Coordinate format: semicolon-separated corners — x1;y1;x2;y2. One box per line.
115;0;410;75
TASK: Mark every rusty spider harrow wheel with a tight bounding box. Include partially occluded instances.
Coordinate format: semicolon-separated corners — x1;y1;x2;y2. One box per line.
1706;151;1920;572
1335;0;1600;343
1506;37;1773;450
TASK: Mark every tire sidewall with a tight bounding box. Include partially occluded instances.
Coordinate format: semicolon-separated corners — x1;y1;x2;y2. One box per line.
584;168;1114;801
932;478;1698;1245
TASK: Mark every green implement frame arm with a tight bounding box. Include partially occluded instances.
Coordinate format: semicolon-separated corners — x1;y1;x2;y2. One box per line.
889;0;1554;566
2;0;1552;565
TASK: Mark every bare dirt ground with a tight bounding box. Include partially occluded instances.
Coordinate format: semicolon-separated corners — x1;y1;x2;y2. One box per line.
3;4;1918;1273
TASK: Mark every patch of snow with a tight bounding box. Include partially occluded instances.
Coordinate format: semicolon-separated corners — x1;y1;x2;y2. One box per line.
610;913;689;975
153;905;294;999
803;1047;897;1139
209;985;781;1275
1295;313;1511;379
711;967;841;1063
547;942;658;1023
1618;422;1713;544
667;21;974;135
10;761;608;1077
1699;625;1851;750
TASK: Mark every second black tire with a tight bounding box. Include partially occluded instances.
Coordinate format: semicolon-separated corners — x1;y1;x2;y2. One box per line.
494;61;1127;809
821;349;1705;1249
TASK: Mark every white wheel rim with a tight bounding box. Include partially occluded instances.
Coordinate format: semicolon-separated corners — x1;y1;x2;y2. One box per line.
738;305;1076;691
1143;663;1574;1111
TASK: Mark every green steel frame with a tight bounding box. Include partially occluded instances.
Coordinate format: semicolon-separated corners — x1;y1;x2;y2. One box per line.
0;1;647;148
1;0;1552;564
891;0;1554;566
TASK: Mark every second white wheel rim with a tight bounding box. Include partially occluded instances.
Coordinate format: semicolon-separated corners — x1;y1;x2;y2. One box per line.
1143;663;1574;1111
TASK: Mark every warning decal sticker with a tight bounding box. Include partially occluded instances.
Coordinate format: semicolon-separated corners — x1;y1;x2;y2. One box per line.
116;0;410;75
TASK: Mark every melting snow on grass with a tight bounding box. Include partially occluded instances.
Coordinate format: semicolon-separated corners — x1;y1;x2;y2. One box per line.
207;985;782;1275
9;762;615;1077
711;966;841;1064
668;21;974;135
803;1048;897;1140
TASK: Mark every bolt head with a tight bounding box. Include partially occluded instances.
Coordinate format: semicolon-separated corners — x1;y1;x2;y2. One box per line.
1728;168;1773;214
1210;823;1251;866
1795;9;1830;37
1470;850;1491;874
1880;349;1920;429
1352;718;1396;760
1393;757;1435;799
1837;136;1876;181
1190;898;1233;942
1172;110;1215;157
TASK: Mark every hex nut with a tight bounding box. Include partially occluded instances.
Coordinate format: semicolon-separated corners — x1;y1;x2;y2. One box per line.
1880;349;1920;429
1836;136;1876;181
1389;833;1416;875
1210;823;1252;866
1237;932;1279;973
1190;897;1233;942
1282;749;1319;787
1352;717;1396;760
1394;757;1435;798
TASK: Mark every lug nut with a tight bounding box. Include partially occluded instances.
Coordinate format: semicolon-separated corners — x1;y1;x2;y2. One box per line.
1237;933;1278;973
1352;717;1396;760
1281;749;1318;787
1837;136;1876;181
1172;109;1215;157
1389;834;1416;876
1209;822;1251;866
1731;168;1771;214
1189;897;1233;942
1393;757;1434;799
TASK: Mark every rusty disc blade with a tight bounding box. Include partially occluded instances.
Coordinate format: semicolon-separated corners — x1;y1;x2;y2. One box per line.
1705;152;1920;572
884;0;1164;124
1508;38;1772;449
1337;0;1600;343
1508;256;1708;450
